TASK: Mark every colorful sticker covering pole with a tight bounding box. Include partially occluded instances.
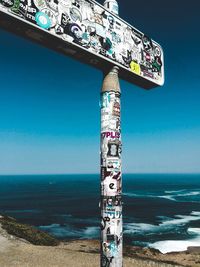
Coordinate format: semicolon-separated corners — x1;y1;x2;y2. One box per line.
100;66;122;267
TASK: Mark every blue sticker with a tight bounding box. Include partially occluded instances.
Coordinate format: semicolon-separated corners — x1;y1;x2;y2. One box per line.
110;242;117;256
35;12;51;29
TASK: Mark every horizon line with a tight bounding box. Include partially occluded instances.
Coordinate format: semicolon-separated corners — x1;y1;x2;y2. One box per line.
0;172;200;176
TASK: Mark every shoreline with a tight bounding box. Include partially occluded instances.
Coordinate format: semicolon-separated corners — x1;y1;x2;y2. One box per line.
0;215;200;267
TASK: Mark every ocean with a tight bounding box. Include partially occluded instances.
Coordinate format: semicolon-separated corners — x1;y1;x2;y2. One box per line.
0;174;200;254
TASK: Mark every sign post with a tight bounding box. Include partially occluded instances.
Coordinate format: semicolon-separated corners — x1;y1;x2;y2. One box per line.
0;0;164;266
100;66;122;267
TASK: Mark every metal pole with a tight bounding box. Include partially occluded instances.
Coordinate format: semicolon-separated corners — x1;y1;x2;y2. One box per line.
100;66;122;267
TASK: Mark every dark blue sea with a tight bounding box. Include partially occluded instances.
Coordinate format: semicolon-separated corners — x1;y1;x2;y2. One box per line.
1;174;200;253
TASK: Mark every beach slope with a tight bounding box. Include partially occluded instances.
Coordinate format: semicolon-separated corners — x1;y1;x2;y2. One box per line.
0;216;199;267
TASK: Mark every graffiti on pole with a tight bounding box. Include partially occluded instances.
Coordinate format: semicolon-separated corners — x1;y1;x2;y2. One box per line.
101;90;122;266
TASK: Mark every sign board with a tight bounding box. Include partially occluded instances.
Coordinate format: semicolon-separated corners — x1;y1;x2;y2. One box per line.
0;0;164;89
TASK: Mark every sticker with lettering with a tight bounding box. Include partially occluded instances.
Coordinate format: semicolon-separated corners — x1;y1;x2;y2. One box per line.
130;61;141;75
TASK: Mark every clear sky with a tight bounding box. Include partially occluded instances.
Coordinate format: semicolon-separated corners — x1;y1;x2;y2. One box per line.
0;0;200;174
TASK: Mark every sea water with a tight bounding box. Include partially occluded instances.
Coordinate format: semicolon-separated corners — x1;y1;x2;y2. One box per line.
0;174;200;253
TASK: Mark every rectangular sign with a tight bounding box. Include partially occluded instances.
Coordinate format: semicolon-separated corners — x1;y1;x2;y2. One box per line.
0;0;164;89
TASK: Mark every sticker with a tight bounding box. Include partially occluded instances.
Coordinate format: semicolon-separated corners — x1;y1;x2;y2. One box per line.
33;0;46;9
55;25;64;35
67;23;83;40
41;8;56;27
26;0;38;23
61;13;70;27
101;132;120;139
1;0;163;86
142;69;154;78
46;0;58;12
152;56;162;72
102;92;111;108
107;15;114;26
122;50;132;65
10;0;20;13
107;159;121;172
18;0;26;16
112;100;120;117
72;0;80;9
101;167;111;181
0;0;14;8
103;176;117;195
94;12;103;25
100;37;112;51
142;35;153;51
107;142;120;158
101;118;118;132
154;46;161;57
35;11;51;29
130;61;141;75
95;23;106;38
70;7;82;22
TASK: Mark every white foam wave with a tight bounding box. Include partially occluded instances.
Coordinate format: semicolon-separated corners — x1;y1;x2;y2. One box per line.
124;223;158;234
124;192;176;201
176;192;200;197
149;238;200;254
124;211;200;236
82;227;99;238
150;227;200;253
161;214;200;226
157;195;176;201
191;211;200;216
124;189;200;202
39;224;81;238
188;228;200;234
164;190;185;194
39;224;99;239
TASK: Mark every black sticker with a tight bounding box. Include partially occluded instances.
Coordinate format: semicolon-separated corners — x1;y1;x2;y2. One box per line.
142;35;153;51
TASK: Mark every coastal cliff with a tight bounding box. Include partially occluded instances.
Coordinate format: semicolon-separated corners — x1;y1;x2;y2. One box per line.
0;215;199;267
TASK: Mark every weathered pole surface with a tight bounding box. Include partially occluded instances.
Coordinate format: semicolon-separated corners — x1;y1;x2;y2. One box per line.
100;66;122;267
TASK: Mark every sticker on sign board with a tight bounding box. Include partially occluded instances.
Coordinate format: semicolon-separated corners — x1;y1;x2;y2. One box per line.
35;11;51;29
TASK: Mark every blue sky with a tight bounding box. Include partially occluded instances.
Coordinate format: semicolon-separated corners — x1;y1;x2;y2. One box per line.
0;0;200;174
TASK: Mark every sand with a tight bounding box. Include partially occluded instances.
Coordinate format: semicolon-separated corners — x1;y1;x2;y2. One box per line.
0;238;178;267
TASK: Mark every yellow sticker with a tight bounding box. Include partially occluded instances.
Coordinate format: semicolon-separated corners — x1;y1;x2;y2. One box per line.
130;61;141;75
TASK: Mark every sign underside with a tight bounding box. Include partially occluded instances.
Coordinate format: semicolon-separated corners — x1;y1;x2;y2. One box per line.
0;0;164;89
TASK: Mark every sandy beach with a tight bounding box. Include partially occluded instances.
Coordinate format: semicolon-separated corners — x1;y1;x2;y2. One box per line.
1;217;200;267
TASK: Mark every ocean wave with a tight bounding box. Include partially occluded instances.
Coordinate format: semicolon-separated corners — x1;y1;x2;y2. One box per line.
161;214;200;226
82;226;99;238
188;228;200;234
191;211;200;216
123;192;173;200
164;190;185;194
124;211;200;236
176;191;200;197
38;224;99;239
124;189;200;202
148;225;200;254
157;195;176;201
124;192;177;202
150;227;200;253
39;224;80;238
124;223;159;235
149;239;200;254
